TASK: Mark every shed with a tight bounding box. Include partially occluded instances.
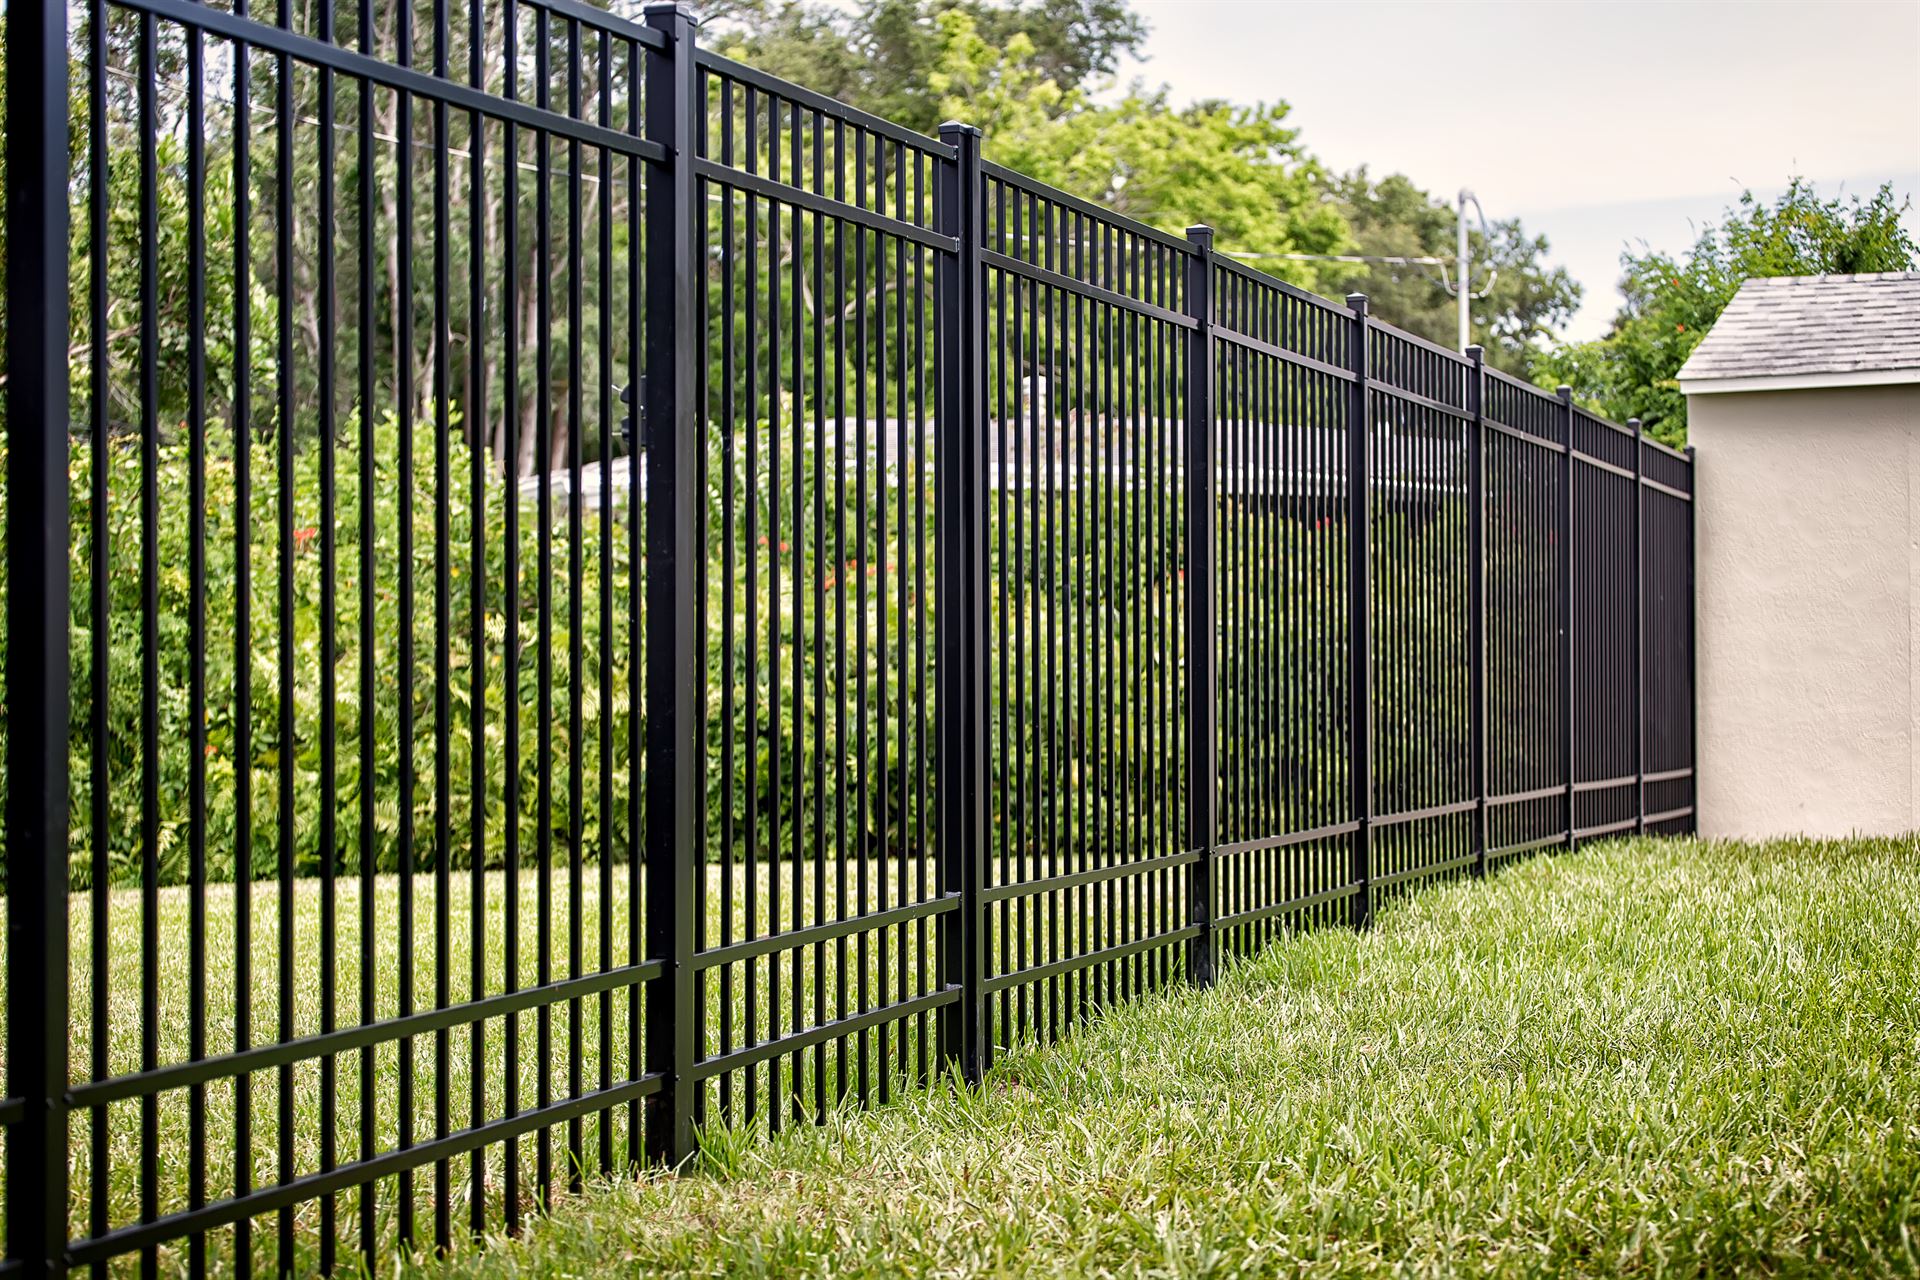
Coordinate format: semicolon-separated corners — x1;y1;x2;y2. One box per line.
1680;271;1920;837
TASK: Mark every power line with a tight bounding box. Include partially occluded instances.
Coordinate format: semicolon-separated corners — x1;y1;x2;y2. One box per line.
1221;249;1452;267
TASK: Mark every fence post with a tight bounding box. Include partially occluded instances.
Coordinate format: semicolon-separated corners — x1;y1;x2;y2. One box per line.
641;0;700;1168
1346;294;1373;930
6;0;74;1269
1685;443;1699;835
1183;227;1217;984
1466;346;1488;878
934;120;987;1082
1630;418;1645;836
1558;385;1576;850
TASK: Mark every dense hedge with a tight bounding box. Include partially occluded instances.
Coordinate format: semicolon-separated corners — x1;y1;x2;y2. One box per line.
0;418;608;886
1;420;1520;889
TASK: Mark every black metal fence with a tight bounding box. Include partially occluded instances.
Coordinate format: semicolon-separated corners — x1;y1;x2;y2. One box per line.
2;0;1697;1271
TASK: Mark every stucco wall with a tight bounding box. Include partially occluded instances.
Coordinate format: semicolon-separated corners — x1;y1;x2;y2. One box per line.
1690;382;1920;837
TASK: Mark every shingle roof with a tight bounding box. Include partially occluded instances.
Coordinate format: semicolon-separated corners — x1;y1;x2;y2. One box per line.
1676;272;1920;387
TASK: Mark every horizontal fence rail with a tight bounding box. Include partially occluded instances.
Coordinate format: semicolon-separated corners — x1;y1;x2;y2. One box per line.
3;2;1697;1273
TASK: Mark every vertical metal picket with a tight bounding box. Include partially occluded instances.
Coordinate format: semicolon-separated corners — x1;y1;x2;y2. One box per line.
1558;385;1576;848
1184;227;1218;986
1346;294;1374;930
1467;346;1489;877
5;0;73;1270
643;0;701;1169
1631;419;1646;835
935;120;988;1082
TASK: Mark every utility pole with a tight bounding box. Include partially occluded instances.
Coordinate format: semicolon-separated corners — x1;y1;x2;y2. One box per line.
1457;187;1473;351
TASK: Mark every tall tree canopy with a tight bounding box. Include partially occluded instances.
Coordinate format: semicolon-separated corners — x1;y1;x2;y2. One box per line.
1536;178;1917;446
714;0;1584;346
920;9;1352;290
714;3;1350;290
704;0;1147;136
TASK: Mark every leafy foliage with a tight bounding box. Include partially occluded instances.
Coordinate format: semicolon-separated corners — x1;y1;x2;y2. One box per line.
3;410;1496;891
37;5;640;476
1;414;641;888
714;0;1584;348
1537;178;1918;445
705;0;1147;137
923;11;1352;290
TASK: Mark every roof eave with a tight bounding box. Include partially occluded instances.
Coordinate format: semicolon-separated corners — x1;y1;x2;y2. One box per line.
1679;367;1920;396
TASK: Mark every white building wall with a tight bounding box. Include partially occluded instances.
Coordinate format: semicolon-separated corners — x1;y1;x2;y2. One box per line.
1690;382;1920;837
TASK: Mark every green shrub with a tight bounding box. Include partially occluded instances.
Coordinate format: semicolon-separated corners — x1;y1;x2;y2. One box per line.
1;419;1503;890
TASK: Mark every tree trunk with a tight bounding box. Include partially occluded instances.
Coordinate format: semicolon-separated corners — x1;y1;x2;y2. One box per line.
514;218;541;481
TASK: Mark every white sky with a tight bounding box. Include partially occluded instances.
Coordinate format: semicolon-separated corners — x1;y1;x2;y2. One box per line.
1113;0;1920;339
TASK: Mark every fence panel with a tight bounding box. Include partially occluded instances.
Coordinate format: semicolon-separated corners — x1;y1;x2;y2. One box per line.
1367;325;1475;902
1205;258;1362;960
1571;410;1642;840
975;163;1197;1061
3;6;1697;1272
1482;371;1571;861
685;51;959;1134
1641;438;1698;829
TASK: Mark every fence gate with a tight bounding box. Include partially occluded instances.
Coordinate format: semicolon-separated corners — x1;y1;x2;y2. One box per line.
4;1;1695;1273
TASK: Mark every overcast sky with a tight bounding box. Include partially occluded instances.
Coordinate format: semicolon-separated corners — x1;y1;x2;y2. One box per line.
1113;0;1920;339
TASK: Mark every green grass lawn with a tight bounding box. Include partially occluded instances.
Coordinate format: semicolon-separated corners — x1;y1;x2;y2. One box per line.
426;835;1920;1278
33;858;945;1275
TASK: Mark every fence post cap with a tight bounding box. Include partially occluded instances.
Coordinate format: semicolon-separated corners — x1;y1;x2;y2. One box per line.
1556;384;1574;402
1628;416;1642;435
1346;292;1369;315
937;120;983;139
641;2;697;20
1464;343;1484;363
1186;224;1214;246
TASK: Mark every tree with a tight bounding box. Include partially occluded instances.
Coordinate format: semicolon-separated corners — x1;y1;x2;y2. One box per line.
24;3;645;477
707;0;1147;136
715;2;1581;321
1315;170;1581;377
924;10;1353;289
1536;178;1917;446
